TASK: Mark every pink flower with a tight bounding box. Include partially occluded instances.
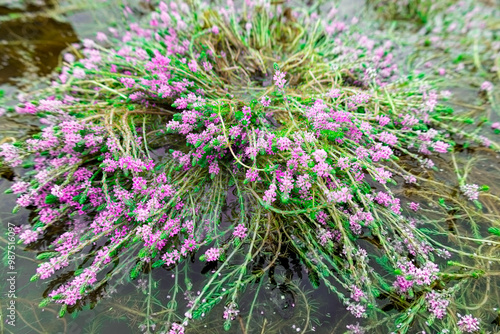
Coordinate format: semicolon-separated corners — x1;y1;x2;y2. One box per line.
432;141;449;153
96;32;108;42
393;275;413;293
426;291;449;319
346;303;366;318
460;184;479;201
409;202;419;212
327;88;341;99
350;285;365;302
203;61;213;71
188;60;198;72
403;175;417;184
204;247;221;262
346;323;365;334
373;167;392;184
223;302;239;320
15;102;37;114
440;90;452;99
273;70;287;90
64;53;75;63
327;187;353;203
233;224;247;239
480;81;493;92
263;183;277;205
276;137;292;151
278;171;294;199
457;314;480;333
162;250;180;266
19;228;42;244
209;161;220;175
11;181;30;194
260;95;271;107
376;115;390;127
182;237;197;252
378;131;398;146
245;169;259;182
169;323;185;334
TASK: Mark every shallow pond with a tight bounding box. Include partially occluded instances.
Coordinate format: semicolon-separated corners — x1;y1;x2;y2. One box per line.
1;0;500;333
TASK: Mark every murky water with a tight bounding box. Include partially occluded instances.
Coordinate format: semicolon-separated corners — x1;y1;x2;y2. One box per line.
1;0;500;333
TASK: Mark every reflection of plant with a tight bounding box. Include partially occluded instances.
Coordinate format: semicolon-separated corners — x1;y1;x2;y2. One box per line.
369;0;499;122
1;0;500;333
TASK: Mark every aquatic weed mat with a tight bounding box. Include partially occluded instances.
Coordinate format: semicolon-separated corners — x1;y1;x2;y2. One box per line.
1;0;500;333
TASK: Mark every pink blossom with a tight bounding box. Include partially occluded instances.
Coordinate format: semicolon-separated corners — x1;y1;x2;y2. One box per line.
188;60;198;72
233;223;247;239
409;202;420;212
426;291;449;319
263;183;277;205
73;68;86;79
273;70;287;90
260;95;271;107
376;115;390;127
245;169;259;182
169;323;185;334
432;141;449;153
378;131;398;145
96;32;108;42
460;184;479;201
223;302;239;320
204;247;221;261
346;323;365;334
327;187;352;204
350;285;365;302
19;228;41;244
403;175;417;183
457;314;480;333
11;181;30;194
346;303;366;318
203;61;213;71
373;167;392;184
480;81;493;92
209;161;220;175
182;237;197;253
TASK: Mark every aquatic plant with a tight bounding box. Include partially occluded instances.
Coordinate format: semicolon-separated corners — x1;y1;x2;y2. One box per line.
1;0;500;333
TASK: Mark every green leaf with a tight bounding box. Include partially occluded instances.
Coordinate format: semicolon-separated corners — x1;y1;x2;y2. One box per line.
39;298;50;307
36;252;58;260
45;194;59;204
375;255;396;275
152;260;165;268
59;305;67;317
308;270;320;289
488;227;500;237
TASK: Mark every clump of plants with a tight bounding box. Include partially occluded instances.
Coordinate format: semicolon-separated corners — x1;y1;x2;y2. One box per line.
1;1;500;333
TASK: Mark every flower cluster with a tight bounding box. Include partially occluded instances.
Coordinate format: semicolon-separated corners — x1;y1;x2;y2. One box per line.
457;314;480;333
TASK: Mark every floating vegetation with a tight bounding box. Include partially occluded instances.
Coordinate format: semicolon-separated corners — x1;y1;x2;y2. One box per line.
1;0;500;333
